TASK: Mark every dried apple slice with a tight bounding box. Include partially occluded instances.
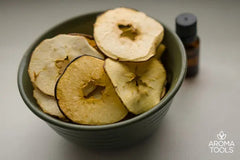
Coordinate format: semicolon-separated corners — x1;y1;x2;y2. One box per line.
55;56;128;125
28;34;104;96
33;88;66;119
94;7;164;61
104;58;166;114
68;33;102;53
154;44;166;60
161;86;167;99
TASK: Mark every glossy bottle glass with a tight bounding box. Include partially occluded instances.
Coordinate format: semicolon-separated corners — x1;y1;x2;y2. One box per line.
176;13;200;77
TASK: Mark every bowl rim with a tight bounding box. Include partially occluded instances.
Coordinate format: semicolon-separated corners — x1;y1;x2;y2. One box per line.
17;11;186;131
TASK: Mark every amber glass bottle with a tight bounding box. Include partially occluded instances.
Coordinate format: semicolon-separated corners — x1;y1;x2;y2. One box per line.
176;13;200;77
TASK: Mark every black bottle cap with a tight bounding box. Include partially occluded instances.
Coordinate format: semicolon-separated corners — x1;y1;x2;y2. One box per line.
176;13;197;43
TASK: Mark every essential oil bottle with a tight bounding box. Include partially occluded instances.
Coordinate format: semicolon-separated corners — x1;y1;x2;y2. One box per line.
176;13;200;78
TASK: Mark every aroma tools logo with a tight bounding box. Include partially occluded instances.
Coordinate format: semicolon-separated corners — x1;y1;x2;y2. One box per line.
209;131;235;154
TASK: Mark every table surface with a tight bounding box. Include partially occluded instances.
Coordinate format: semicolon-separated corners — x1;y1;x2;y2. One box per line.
1;0;240;159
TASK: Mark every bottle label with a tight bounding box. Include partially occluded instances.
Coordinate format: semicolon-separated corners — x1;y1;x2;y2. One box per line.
186;47;199;77
186;47;199;67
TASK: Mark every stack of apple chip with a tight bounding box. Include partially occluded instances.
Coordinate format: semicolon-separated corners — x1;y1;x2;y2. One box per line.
28;7;167;125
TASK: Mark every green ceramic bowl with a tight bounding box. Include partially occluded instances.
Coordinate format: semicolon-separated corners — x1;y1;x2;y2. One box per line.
17;12;186;149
